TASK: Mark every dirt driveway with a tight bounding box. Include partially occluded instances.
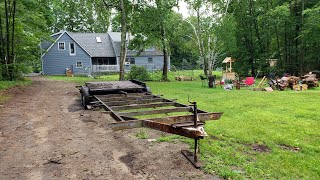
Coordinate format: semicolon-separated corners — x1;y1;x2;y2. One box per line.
0;77;219;180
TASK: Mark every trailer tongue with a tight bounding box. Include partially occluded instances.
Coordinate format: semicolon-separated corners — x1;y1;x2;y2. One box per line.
79;80;223;168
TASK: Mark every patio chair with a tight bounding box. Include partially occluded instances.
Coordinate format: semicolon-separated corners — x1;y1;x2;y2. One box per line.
243;77;255;88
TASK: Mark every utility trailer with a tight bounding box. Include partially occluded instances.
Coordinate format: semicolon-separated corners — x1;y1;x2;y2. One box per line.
79;80;223;168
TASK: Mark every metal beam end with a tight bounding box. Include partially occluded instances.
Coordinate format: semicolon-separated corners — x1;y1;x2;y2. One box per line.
181;150;202;168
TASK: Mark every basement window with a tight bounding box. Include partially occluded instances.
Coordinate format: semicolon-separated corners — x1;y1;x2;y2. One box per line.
58;42;65;50
96;37;102;43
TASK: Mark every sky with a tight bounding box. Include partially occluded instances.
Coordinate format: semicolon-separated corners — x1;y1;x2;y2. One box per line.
173;1;190;18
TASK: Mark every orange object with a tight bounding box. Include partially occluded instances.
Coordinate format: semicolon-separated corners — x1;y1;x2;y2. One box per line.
66;69;73;77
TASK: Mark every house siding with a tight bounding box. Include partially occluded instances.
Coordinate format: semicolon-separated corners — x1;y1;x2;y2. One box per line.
124;56;169;71
42;33;91;75
42;31;170;75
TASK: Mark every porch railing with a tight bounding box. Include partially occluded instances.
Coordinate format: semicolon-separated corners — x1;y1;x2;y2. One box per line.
92;65;119;72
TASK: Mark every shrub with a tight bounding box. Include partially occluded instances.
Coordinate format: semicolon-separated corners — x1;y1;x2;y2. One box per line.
126;65;150;81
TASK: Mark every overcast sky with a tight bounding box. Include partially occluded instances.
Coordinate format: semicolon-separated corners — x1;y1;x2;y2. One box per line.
173;1;190;18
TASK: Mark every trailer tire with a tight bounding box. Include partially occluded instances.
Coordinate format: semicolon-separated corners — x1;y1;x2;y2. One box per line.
80;87;90;109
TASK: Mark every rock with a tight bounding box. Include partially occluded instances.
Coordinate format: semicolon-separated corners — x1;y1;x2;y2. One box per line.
147;139;157;142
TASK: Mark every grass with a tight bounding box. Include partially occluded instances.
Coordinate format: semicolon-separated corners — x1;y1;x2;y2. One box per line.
135;129;149;139
44;72;320;179
147;80;320;179
46;74;119;85
45;70;213;85
0;79;32;102
157;134;184;143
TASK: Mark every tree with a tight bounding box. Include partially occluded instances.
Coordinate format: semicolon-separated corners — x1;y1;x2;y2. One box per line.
129;0;178;81
184;0;233;76
50;0;111;33
103;0;132;81
0;0;17;79
0;0;52;80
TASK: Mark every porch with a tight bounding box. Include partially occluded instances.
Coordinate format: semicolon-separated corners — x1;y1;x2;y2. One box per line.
92;57;119;72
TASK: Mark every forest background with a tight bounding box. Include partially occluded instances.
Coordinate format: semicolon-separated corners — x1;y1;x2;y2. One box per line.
1;0;319;80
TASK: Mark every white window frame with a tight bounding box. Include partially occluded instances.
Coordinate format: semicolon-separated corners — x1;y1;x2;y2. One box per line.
58;42;65;50
76;61;83;68
69;42;76;55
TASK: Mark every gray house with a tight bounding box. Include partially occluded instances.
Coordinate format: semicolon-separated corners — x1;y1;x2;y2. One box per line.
41;31;169;75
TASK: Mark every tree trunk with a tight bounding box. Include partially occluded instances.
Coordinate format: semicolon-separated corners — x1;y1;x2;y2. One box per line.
11;0;16;79
4;0;10;77
160;23;168;81
300;0;304;75
119;0;127;81
0;15;4;65
197;8;207;76
207;37;212;76
5;0;10;65
11;0;16;61
275;25;281;61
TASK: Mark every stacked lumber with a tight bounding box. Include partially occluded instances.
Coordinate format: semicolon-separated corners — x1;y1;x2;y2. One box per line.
293;84;308;91
175;76;195;81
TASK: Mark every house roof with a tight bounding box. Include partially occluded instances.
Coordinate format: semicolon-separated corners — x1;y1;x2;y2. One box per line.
108;32;163;56
69;32;115;57
42;31;163;58
108;32;130;42
112;42;164;57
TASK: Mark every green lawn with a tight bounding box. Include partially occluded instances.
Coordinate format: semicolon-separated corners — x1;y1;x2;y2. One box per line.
147;80;320;179
45;70;212;84
45;72;320;179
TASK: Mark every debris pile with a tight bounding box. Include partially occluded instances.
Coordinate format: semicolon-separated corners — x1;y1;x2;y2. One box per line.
301;74;318;88
269;73;318;91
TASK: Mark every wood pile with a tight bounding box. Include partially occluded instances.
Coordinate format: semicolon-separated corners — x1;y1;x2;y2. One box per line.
269;74;318;91
175;76;195;81
301;74;319;88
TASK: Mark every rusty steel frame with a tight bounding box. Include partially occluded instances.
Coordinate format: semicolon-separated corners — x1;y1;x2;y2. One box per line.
89;92;223;168
80;81;223;168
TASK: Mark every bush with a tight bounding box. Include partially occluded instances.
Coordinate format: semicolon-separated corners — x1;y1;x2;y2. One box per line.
126;65;150;81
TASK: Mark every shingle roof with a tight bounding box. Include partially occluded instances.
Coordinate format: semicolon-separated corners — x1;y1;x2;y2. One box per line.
108;32;129;42
43;31;163;58
112;41;163;56
68;32;115;57
108;32;163;56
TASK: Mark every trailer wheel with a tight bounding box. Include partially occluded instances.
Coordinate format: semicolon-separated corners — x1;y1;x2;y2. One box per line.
80;87;90;109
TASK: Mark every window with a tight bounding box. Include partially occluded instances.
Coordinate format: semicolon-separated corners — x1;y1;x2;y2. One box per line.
76;61;83;68
92;58;117;65
69;42;76;55
58;42;65;50
148;57;153;63
125;58;135;64
96;37;102;43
